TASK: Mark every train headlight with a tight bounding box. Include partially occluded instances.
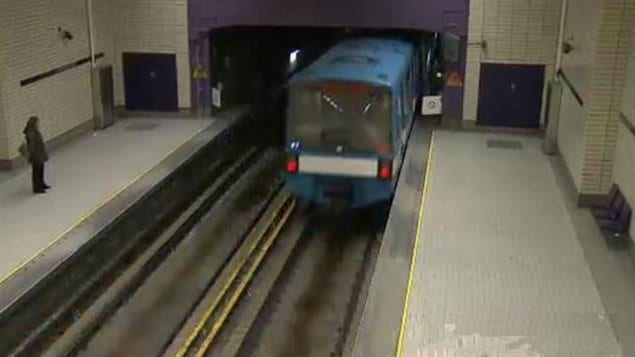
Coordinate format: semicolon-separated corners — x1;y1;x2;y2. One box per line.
290;141;301;151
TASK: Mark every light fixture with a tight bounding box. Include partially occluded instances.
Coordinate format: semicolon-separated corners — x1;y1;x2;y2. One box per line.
289;49;300;65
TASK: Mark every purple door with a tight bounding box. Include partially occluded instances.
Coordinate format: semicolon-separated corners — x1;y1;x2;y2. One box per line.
123;53;179;112
477;63;545;128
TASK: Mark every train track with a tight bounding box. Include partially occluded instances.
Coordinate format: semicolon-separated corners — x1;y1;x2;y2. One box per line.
167;190;297;357
10;147;383;357
168;207;382;357
28;148;280;356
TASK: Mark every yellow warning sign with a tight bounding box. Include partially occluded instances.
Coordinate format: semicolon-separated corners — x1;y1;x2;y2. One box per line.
192;67;209;80
446;70;463;87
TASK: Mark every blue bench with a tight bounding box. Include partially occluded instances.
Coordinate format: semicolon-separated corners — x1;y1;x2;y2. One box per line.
591;184;632;235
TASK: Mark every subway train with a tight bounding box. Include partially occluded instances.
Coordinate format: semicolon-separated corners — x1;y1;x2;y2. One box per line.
284;37;426;208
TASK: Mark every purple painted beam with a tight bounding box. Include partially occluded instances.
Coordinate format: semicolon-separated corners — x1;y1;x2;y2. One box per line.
188;0;469;39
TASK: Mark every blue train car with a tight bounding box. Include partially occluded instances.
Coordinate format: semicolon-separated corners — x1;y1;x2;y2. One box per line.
285;37;422;208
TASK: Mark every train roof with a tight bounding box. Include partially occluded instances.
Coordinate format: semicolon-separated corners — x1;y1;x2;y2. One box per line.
289;37;414;89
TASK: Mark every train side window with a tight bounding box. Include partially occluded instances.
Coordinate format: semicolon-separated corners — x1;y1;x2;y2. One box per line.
406;65;414;103
400;81;408;128
407;66;413;107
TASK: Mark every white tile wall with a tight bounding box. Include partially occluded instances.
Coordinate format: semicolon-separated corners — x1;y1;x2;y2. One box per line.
615;23;635;240
463;0;562;121
622;23;635;124
0;0;190;161
92;0;115;67
579;0;634;194
557;0;634;196
613;124;635;239
0;62;7;158
558;83;586;191
560;0;603;100
0;0;94;160
463;0;485;121
112;0;191;108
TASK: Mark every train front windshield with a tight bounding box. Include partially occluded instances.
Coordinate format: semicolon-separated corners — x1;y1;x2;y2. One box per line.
287;84;392;154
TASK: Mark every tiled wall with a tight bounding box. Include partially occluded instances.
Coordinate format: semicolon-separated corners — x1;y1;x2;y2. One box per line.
558;0;634;195
0;54;6;159
0;71;6;159
0;0;190;162
614;25;635;239
614;124;635;239
0;0;94;160
463;0;562;121
560;0;603;100
556;0;601;193
112;0;191;109
558;83;585;190
93;0;116;68
622;25;635;124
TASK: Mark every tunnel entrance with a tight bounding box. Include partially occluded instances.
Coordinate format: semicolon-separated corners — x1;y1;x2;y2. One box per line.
205;26;446;114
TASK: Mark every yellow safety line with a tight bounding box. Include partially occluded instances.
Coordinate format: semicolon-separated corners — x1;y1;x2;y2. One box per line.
175;195;293;357
395;131;435;357
194;199;295;357
0;124;210;286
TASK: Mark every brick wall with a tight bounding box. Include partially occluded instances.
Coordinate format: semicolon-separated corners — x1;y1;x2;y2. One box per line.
558;83;586;190
112;0;191;108
614;22;635;239
463;0;562;121
614;124;635;239
93;0;115;67
622;23;635;124
556;0;601;192
0;0;190;162
558;0;634;195
0;62;6;159
560;0;603;99
0;0;94;160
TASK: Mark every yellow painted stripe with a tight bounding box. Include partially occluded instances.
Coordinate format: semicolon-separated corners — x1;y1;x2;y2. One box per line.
395;131;435;357
175;194;292;357
0;123;211;286
194;199;295;356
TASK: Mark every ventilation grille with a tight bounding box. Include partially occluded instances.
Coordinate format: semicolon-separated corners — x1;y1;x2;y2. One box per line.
125;123;159;131
486;139;523;150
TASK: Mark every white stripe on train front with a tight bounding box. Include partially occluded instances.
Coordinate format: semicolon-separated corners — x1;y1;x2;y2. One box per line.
298;155;378;178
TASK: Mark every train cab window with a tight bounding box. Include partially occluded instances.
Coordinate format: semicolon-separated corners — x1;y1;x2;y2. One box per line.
330;55;379;66
287;85;392;155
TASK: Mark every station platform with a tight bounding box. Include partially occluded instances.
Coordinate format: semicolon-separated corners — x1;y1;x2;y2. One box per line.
353;126;635;356
0;116;223;293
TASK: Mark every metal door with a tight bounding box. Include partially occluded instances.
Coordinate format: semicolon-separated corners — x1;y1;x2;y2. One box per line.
123;53;178;112
477;63;545;128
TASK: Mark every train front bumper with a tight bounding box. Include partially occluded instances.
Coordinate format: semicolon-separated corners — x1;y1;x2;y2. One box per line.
285;174;393;208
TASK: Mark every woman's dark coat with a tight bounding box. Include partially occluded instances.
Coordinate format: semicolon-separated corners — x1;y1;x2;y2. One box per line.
23;119;48;164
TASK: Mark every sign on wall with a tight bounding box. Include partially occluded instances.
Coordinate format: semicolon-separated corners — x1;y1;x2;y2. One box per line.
422;96;443;115
446;70;463;88
212;87;222;108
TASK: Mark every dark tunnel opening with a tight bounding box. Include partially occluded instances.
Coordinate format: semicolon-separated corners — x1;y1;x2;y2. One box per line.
208;26;444;109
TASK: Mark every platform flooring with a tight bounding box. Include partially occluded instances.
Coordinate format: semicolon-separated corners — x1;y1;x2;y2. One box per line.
0;117;213;282
401;130;634;356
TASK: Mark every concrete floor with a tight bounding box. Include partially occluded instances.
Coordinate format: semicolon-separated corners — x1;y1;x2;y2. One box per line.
402;130;634;356
0;117;212;280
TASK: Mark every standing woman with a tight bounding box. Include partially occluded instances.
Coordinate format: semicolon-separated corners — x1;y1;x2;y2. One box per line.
23;116;50;193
